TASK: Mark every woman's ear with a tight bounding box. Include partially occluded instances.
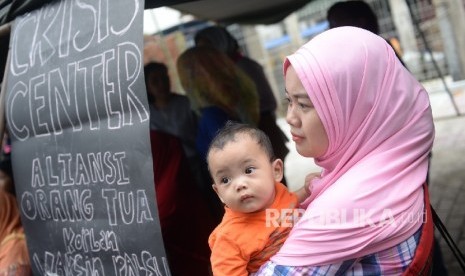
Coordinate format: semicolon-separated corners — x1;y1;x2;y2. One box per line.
272;159;284;183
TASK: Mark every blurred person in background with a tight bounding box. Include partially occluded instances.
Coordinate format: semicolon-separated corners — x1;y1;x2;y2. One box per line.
195;26;290;185
0;189;31;275
327;0;406;67
177;45;260;223
150;130;215;275
144;62;206;190
177;46;259;161
0;157;14;196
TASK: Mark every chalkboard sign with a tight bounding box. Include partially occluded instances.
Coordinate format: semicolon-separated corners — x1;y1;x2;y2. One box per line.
5;0;170;274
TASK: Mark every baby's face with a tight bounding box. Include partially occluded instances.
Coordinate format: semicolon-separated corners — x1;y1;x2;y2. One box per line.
209;134;282;213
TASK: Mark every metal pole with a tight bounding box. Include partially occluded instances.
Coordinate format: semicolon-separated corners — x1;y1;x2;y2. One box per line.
0;50;11;151
0;22;11;38
405;0;461;116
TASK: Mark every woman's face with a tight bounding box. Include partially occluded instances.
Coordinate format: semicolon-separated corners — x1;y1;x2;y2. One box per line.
285;65;329;158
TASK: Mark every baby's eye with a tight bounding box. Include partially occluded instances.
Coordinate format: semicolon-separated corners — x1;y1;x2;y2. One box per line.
245;167;255;174
220;177;231;184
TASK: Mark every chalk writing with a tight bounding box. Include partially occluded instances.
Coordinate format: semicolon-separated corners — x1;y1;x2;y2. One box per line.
31;151;129;188
7;43;149;141
33;251;105;276
10;0;139;75
102;189;154;226
113;252;170;276
7;0;169;274
32;251;170;276
63;227;119;254
21;188;93;221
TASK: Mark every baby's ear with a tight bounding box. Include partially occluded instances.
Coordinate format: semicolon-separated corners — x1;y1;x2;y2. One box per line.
212;183;218;194
211;184;225;204
272;159;284;182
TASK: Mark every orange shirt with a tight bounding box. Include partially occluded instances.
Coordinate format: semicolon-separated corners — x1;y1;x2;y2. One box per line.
209;183;298;276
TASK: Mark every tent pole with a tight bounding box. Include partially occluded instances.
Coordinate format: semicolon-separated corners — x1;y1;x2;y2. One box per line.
0;22;10;38
0;49;11;151
405;0;461;116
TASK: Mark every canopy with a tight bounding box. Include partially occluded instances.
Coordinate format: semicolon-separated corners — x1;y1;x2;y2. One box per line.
0;0;313;83
1;0;312;25
165;0;311;25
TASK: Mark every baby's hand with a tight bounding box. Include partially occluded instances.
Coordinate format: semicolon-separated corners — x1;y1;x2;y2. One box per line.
295;172;321;203
304;172;321;195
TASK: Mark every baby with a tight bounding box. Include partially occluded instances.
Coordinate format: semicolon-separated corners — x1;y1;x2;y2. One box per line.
207;121;318;275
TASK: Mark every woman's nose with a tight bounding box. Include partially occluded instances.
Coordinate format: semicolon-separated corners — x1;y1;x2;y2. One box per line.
286;105;299;127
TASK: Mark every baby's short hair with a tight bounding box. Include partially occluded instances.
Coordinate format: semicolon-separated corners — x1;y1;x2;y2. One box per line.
207;121;275;162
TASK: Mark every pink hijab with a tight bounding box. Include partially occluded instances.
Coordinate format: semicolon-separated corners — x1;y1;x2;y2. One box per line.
273;27;434;266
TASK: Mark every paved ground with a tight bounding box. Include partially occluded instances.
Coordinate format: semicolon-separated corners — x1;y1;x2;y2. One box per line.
280;78;465;275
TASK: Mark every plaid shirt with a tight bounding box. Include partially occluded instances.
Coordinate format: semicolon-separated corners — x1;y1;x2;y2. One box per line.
251;227;422;276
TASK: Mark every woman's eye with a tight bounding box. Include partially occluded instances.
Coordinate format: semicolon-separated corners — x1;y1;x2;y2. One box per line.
220;177;230;184
245;167;255;174
284;97;292;106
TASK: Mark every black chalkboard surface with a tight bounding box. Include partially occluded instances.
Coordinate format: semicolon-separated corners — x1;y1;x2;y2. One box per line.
5;0;170;274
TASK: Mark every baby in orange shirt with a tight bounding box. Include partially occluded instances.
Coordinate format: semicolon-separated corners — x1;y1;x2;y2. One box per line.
207;121;317;276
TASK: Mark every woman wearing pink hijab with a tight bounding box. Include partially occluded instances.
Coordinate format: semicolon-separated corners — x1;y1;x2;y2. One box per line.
253;27;434;275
